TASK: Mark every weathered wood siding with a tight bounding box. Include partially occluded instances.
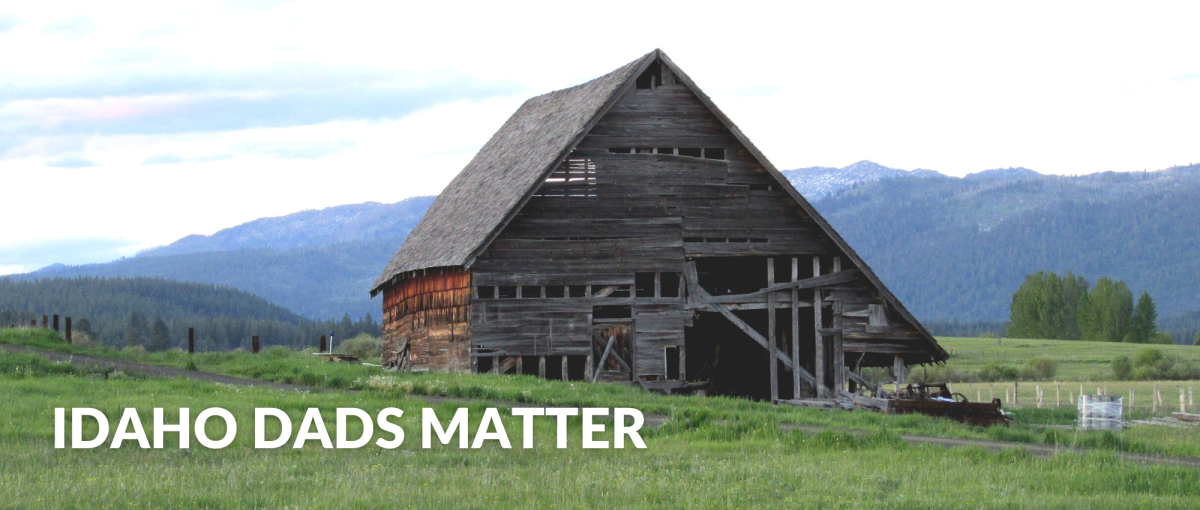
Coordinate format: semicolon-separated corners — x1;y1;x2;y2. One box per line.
381;269;471;371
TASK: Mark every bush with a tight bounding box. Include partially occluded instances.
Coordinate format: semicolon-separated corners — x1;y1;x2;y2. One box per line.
977;364;1019;382
1126;347;1200;380
1132;347;1164;368
336;333;381;360
1023;357;1057;380
1112;356;1133;380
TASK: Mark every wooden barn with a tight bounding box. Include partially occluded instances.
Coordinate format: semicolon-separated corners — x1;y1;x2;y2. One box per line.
371;49;947;401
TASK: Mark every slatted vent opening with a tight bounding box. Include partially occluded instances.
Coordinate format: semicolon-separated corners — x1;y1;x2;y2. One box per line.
607;147;725;160
534;158;596;198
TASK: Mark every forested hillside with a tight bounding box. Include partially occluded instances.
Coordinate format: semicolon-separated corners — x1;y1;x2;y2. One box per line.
0;278;380;350
807;164;1200;336
17;197;434;320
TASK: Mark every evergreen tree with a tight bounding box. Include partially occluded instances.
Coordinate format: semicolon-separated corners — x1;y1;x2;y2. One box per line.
147;318;171;352
1128;292;1157;343
1078;277;1134;342
125;310;148;347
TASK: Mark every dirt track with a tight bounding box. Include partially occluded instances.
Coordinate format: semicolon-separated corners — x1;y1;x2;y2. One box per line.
5;343;1199;468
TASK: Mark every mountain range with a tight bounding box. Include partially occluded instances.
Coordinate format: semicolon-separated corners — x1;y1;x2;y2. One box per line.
10;162;1200;341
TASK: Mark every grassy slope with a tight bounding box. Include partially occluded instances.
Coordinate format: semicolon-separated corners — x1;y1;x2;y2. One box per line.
4;328;1200;458
936;336;1200;381
3;352;1200;508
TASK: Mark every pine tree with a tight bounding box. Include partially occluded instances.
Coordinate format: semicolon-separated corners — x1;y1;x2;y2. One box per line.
125;310;148;347
147;318;171;352
1128;292;1157;343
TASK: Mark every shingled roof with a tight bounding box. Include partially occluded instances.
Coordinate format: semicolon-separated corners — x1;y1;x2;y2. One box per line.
370;51;656;294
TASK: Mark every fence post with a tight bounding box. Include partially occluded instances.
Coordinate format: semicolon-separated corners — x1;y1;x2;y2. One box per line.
188;328;195;354
53;314;59;333
319;335;327;353
252;335;260;354
1182;388;1187;414
1014;381;1019;406
1056;382;1061;407
65;317;72;343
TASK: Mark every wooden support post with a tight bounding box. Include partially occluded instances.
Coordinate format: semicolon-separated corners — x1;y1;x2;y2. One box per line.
767;258;778;402
791;257;801;399
894;354;906;393
188;328;195;354
516;356;524;375
539;356;546;379
678;342;687;381
594;336;615;383
53;314;59;333
319;335;327;353
65;317;72;344
832;300;844;396
252;335;260;354
813;256;826;398
585;354;593;382
561;355;569;381
491;356;500;374
654;272;661;298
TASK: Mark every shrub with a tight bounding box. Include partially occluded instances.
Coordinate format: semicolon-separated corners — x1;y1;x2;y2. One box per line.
1132;347;1164;368
977;364;1019;382
336;333;381;359
1023;357;1057;380
1111;356;1133;380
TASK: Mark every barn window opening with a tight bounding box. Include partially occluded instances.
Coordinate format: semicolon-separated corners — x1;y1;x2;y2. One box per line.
635;62;663;89
593;305;632;319
656;147;674;155
608;147;632;154
476;286;496;298
476;356;494;373
520;286;541;298
703;148;726;160
497;286;517;299
635;147;654;154
665;346;681;380
568;285;588;298
660;273;681;298
534;158;596;198
678;148;703;158
635;272;656;298
545;286;566;298
750;238;769;243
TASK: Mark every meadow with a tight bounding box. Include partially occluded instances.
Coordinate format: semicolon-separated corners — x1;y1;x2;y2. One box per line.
935;336;1200;382
3;348;1200;509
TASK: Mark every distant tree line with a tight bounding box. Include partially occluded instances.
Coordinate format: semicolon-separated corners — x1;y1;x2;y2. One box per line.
1007;271;1170;343
0;277;381;351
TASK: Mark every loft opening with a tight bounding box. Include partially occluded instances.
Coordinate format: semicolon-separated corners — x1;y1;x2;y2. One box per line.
534;157;596;198
635;61;663;89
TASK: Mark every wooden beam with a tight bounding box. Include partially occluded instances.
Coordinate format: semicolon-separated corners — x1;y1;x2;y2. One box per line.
707;304;815;386
592;335;615;383
654;272;661;298
894;354;906;393
768;257;778;402
561;355;568;381
539;356;546;379
593;285;618;297
591;331;632;374
846;367;872;392
813;257;827;398
791;257;801;399
833;300;845;395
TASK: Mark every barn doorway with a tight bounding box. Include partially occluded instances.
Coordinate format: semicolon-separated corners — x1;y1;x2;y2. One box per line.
592;320;633;382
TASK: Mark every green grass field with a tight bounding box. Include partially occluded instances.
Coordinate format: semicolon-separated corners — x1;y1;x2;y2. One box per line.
4;328;1200;507
936;336;1200;381
2;349;1199;508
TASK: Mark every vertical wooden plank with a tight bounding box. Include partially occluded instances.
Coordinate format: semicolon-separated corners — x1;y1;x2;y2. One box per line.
492;356;500;374
585;354;593;382
767;258;778;402
893;355;905;392
561;355;569;381
188;327;195;354
65;317;72;344
53;314;59;332
813;257;825;398
654;272;661;298
678;342;687;381
791;257;800;399
539;356;546;379
516;356;524;375
252;335;260;354
832;301;844;396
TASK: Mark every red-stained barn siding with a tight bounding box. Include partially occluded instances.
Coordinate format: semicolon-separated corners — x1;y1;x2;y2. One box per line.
381;268;472;371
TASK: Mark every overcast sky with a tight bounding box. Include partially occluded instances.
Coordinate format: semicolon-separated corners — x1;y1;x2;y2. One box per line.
2;1;1198;274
